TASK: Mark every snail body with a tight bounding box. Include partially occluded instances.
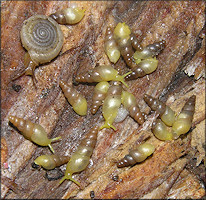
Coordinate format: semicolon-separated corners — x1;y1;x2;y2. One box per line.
104;27;120;64
133;40;166;60
91;81;110;114
121;90;145;124
59;80;87;116
117;143;155;167
172;95;196;139
125;57;159;80
8;115;61;153
130;33;143;51
144;94;175;126
13;15;64;84
59;125;99;186
114;22;135;69
49;7;85;25
100;82;122;130
113;22;131;40
151;119;173;141
34;154;70;170
146;95;196;140
125;40;165;80
75;65;131;87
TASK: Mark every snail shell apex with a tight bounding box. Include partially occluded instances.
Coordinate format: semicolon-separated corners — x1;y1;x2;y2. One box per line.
20;15;64;65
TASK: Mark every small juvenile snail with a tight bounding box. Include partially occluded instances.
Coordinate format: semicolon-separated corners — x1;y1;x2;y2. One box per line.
121;90;145;124
74;65;131;87
117;142;155;167
59;80;87;116
8;115;61;153
33;154;70;170
100;82;122;130
49;7;85;25
59;125;99;186
13;15;64;85
104;26;120;64
91;81;110;114
144;94;175;126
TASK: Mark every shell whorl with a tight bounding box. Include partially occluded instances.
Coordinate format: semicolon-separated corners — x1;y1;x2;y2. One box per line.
20;15;64;64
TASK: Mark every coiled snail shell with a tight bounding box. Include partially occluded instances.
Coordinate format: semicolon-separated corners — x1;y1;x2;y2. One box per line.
13;15;64;84
117;142;155;167
21;15;64;65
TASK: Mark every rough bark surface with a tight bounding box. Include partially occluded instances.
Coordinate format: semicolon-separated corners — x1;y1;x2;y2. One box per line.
1;1;205;199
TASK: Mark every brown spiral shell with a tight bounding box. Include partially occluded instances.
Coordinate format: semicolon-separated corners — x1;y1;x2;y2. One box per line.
20;15;64;65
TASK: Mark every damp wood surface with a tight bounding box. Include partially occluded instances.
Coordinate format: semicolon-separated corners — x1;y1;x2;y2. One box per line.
1;1;205;199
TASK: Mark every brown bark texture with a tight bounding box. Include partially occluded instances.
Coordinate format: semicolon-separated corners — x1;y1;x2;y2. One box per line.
1;1;205;199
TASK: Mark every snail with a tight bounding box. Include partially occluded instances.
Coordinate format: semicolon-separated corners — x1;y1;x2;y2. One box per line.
145;95;196;140
33;154;70;170
151;119;174;141
113;22;142;68
113;22;131;40
124;40;166;80
116;35;135;68
59;80;87;116
172;95;196;139
100;82;122;130
117;142;155;167
8;115;61;153
49;7;85;25
113;22;135;68
113;22;162;80
130;33;143;51
125;57;159;80
91;81;110;114
12;15;64;85
121;90;145;124
133;40;166;60
104;26;120;64
143;94;175;126
74;65;131;87
59;125;99;186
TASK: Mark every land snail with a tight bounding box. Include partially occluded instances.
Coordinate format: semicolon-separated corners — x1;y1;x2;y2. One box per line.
144;95;196;140
8;115;61;153
13;7;85;86
11;15;64;86
117;142;155;167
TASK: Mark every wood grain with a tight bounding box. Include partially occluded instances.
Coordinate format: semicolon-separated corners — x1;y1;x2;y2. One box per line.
1;1;205;199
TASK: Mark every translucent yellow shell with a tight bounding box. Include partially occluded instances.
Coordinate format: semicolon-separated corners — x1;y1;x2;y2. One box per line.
50;7;85;25
8;115;61;153
114;22;131;39
59;126;98;186
100;95;122;130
